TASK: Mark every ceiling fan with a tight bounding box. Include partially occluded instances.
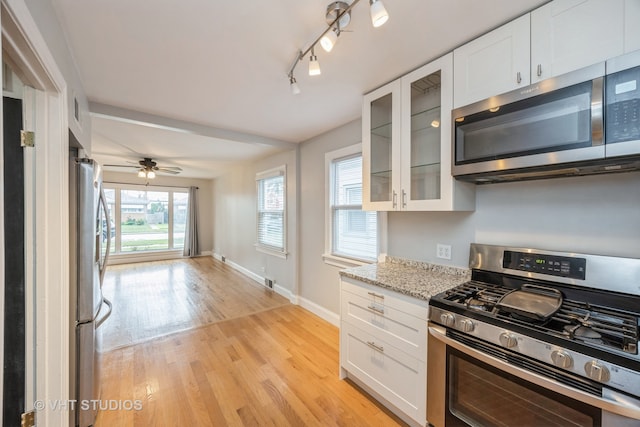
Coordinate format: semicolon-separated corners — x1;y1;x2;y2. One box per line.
104;157;182;179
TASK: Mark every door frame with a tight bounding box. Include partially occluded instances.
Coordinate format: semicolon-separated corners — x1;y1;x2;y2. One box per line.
1;1;69;425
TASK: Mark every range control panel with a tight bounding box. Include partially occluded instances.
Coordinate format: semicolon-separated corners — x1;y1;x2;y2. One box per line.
503;250;586;280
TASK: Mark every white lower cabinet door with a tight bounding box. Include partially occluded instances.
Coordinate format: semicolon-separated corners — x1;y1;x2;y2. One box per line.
341;322;426;425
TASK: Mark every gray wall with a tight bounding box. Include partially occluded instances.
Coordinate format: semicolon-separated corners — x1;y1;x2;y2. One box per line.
104;171;214;253
298;119;363;312
212;150;298;297
296;119;640;317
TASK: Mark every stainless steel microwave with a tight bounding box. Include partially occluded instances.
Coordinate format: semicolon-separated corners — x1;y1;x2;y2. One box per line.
452;50;640;183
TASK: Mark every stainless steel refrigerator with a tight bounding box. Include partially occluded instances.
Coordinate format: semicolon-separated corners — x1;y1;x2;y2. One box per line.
69;157;112;427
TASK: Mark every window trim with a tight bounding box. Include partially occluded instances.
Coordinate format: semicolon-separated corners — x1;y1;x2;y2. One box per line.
323;144;387;269
103;182;189;256
255;165;288;258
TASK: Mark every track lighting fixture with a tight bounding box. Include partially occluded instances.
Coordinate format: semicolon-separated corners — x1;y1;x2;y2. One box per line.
287;0;389;94
289;75;301;95
309;49;321;76
369;0;389;27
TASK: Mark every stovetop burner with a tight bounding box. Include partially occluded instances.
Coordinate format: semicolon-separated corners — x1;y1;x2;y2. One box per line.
437;280;640;356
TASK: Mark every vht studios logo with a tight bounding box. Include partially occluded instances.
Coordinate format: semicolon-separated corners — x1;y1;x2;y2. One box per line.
33;399;143;411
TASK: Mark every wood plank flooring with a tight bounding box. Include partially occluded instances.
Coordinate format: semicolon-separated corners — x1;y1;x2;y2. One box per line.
97;257;407;426
101;257;289;350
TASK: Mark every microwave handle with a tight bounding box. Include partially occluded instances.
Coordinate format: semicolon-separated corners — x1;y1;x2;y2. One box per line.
591;76;604;147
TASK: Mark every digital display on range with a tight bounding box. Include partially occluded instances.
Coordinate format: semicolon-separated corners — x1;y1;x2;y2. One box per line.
503;251;586;280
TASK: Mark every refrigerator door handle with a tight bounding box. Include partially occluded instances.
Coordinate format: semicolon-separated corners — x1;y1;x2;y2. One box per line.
98;186;111;287
96;297;112;329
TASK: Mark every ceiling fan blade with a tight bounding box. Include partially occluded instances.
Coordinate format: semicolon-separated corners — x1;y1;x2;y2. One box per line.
104;164;139;169
158;166;182;171
157;168;181;175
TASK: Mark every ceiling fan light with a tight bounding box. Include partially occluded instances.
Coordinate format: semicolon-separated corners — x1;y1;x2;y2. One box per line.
320;28;338;53
146;170;156;179
309;53;321;76
369;0;389;28
138;169;146;178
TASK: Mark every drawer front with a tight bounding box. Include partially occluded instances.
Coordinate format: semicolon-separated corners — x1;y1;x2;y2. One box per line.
341;289;426;357
341;277;429;320
341;322;426;424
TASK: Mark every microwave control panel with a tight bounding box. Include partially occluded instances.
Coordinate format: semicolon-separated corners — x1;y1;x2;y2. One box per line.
606;65;640;144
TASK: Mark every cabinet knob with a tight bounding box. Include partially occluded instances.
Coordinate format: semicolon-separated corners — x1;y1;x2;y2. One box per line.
402;190;407;209
516;71;522;84
537;64;542;77
392;190;397;209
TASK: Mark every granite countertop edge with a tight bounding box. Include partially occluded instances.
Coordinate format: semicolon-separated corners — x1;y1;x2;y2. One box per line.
339;256;471;301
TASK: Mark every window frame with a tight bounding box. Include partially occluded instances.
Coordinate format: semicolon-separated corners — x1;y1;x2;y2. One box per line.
103;183;189;256
255;165;288;258
323;144;387;268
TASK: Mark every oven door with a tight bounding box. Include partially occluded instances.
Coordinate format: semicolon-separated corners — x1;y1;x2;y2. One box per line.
427;325;640;427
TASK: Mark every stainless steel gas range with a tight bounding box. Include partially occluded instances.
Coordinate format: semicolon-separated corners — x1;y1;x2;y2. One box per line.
427;244;640;427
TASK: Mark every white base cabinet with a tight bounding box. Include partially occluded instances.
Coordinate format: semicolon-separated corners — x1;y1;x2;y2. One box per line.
339;277;428;426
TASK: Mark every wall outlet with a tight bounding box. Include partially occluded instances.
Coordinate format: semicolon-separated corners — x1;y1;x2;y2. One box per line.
437;243;452;260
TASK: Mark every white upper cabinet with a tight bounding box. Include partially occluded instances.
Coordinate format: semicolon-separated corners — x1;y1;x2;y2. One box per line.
453;14;530;108
531;0;625;83
363;53;475;211
454;0;636;109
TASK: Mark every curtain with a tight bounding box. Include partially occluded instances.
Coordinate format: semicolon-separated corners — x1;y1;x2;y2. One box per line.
183;186;199;257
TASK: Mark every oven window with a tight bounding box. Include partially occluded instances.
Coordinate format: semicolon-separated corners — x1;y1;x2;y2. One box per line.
447;348;599;427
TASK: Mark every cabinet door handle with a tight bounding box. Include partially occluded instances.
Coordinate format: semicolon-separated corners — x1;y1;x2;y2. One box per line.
517;71;522;84
366;341;384;353
402;189;407;209
392;190;397;209
367;304;385;315
367;291;384;299
537;64;542;77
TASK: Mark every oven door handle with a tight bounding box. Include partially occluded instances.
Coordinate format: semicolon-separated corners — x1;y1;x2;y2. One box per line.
428;326;640;420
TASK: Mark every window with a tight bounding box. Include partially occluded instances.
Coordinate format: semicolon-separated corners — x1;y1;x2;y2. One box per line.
256;166;286;256
103;184;189;254
325;144;383;266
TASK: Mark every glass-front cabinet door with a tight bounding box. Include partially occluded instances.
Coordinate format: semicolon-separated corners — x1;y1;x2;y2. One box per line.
362;79;401;210
363;52;474;211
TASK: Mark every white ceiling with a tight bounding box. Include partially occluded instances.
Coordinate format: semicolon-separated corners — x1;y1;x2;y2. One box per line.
52;0;548;179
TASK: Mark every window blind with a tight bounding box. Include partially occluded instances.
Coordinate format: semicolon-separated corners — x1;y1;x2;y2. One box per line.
256;170;285;252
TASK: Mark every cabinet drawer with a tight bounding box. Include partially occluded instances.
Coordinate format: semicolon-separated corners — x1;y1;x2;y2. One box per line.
341;277;429;320
341;322;426;424
341;289;426;357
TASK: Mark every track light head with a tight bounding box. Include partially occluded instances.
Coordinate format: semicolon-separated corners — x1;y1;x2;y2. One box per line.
289;75;301;95
369;0;389;27
309;51;321;76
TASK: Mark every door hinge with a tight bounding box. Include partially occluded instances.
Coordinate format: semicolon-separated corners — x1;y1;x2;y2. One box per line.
20;130;35;147
21;410;35;427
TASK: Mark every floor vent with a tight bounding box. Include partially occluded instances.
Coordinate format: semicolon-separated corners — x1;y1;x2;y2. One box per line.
265;278;274;289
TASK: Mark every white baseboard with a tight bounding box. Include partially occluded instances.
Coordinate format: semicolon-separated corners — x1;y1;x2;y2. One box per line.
108;249;214;265
298;296;339;327
212;253;332;309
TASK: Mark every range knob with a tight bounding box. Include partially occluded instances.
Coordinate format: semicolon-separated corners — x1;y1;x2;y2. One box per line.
584;361;610;383
440;312;456;327
459;319;475;332
499;332;518;348
551;350;573;369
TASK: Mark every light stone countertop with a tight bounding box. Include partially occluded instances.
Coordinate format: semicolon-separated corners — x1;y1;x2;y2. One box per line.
339;256;471;301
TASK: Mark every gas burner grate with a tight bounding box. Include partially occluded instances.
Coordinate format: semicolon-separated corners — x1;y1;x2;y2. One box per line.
441;280;509;305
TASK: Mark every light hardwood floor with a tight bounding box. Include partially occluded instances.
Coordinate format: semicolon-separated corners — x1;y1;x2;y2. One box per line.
97;257;407;426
